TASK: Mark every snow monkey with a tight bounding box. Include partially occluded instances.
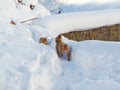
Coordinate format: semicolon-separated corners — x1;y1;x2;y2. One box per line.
39;37;48;45
18;0;22;3
18;0;25;5
55;35;71;61
30;4;35;10
18;0;23;4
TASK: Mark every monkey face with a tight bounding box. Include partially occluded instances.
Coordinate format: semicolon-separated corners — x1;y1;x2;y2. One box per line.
63;44;68;52
39;37;48;45
18;0;24;5
63;44;70;54
18;0;22;3
30;4;35;10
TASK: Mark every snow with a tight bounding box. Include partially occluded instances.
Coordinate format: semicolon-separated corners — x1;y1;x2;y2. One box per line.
0;0;120;90
38;0;120;13
71;79;120;90
0;24;61;90
65;0;120;4
0;0;50;22
32;9;120;34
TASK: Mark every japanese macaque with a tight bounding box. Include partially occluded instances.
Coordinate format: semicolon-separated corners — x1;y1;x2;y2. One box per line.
18;0;24;5
18;0;22;3
39;37;48;45
30;4;35;10
18;0;23;4
56;35;71;61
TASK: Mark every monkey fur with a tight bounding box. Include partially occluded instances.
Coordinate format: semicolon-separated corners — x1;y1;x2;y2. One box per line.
56;35;71;61
39;37;48;45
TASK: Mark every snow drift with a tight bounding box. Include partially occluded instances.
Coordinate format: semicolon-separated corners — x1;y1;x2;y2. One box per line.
0;0;50;23
32;9;120;35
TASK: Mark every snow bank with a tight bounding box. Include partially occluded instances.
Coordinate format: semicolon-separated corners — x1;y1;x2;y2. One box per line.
61;3;120;13
0;0;50;22
38;0;120;14
1;24;120;90
38;0;66;11
32;9;120;35
1;14;120;90
65;0;120;4
50;39;120;90
71;79;120;90
0;23;62;90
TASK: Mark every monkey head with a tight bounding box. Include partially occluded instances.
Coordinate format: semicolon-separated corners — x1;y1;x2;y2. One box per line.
18;0;22;3
39;37;48;45
30;4;35;10
56;35;62;43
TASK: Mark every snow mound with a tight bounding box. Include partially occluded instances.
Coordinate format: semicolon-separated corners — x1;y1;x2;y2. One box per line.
38;0;120;13
71;79;120;90
0;23;62;90
0;0;50;23
32;9;120;35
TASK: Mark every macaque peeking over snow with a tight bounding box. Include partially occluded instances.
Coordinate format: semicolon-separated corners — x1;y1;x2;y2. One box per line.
30;4;35;10
39;37;48;45
55;35;71;61
18;0;24;5
18;0;22;3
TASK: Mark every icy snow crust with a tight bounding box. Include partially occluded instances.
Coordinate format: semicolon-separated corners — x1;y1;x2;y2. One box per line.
0;0;120;90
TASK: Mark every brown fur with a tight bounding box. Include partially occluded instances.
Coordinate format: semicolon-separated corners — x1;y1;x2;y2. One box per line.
56;35;71;61
10;20;16;25
39;37;48;45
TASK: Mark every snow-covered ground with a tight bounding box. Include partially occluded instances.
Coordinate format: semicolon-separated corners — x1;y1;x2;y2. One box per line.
0;0;120;90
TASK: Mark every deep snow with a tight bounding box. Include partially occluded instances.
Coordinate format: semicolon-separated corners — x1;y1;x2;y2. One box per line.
32;9;120;34
0;0;120;90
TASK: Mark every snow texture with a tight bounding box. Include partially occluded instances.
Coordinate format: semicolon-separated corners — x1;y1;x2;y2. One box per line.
32;9;120;34
0;0;120;90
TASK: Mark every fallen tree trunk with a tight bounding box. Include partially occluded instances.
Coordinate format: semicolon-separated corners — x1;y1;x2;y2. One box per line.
20;17;38;23
62;24;120;41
